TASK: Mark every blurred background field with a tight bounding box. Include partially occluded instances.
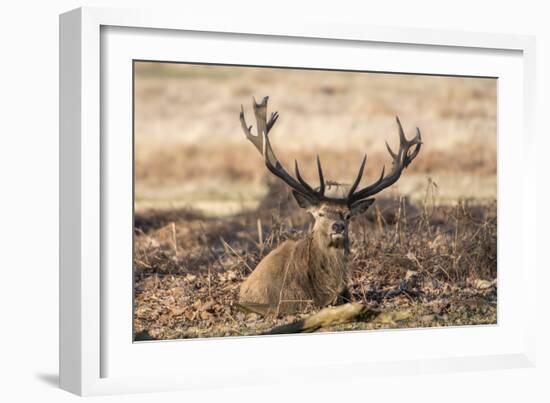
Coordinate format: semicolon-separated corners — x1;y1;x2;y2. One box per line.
134;62;496;216
133;62;497;340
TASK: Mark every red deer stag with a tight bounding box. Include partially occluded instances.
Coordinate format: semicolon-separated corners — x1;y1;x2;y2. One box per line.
238;97;421;315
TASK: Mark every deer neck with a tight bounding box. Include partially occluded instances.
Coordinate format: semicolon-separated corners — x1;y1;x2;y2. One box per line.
304;231;349;305
309;231;348;262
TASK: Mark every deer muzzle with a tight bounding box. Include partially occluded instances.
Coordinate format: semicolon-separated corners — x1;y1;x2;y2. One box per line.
329;232;347;249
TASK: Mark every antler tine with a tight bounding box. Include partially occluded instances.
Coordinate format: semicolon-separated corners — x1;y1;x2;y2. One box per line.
347;116;421;204
241;97;281;166
316;155;325;196
240;104;261;152
348;166;386;203
294;155;327;196
396;116;407;147
404;128;422;166
385;141;398;160
294;160;316;194
266;111;279;133
347;154;367;198
253;96;268;143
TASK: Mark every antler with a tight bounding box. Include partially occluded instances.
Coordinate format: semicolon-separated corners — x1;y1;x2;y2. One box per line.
240;97;327;203
239;96;280;166
239;97;422;206
346;116;421;205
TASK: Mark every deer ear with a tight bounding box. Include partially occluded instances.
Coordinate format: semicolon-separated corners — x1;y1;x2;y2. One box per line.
291;190;318;211
349;198;375;217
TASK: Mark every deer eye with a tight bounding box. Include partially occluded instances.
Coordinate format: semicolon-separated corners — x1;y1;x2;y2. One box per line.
344;213;351;221
318;212;325;217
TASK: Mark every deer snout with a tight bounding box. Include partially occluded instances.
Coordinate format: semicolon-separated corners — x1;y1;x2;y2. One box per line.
331;222;345;233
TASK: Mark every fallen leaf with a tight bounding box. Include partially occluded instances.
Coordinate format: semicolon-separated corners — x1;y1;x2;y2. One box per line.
473;279;493;290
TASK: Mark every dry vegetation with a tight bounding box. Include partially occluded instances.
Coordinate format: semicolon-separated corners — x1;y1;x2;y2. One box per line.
133;62;497;340
134;180;497;340
134;62;497;213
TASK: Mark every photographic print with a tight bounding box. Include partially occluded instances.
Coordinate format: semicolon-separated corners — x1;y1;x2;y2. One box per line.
133;62;497;341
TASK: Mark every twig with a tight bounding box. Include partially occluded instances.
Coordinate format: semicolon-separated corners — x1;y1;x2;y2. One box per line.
275;262;291;317
265;303;368;334
257;218;264;256
375;205;385;233
394;196;403;244
219;236;254;273
134;258;152;269
257;218;263;246
198;222;227;269
171;222;178;258
198;222;227;297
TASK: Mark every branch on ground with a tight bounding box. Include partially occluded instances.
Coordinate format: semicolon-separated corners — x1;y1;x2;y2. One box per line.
264;303;412;335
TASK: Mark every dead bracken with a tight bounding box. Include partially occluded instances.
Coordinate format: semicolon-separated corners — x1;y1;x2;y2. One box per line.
133;187;496;340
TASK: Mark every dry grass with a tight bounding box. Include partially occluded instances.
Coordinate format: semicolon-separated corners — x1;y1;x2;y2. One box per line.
136;142;496;185
134;181;496;340
134;62;496;213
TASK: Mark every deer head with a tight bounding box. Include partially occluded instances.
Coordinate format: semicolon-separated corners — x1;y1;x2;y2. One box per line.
239;96;422;253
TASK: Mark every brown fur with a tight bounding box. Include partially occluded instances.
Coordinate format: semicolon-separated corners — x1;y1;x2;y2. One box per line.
239;233;349;315
239;193;374;315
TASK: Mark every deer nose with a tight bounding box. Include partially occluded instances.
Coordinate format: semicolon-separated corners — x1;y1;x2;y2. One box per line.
332;222;345;233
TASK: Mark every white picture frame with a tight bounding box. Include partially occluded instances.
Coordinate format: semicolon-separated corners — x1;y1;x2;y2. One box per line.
59;6;537;396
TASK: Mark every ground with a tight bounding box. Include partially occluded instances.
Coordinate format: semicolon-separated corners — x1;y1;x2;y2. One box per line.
134;181;496;340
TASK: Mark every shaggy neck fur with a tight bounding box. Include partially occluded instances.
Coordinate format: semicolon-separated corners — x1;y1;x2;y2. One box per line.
238;229;351;315
298;233;349;306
